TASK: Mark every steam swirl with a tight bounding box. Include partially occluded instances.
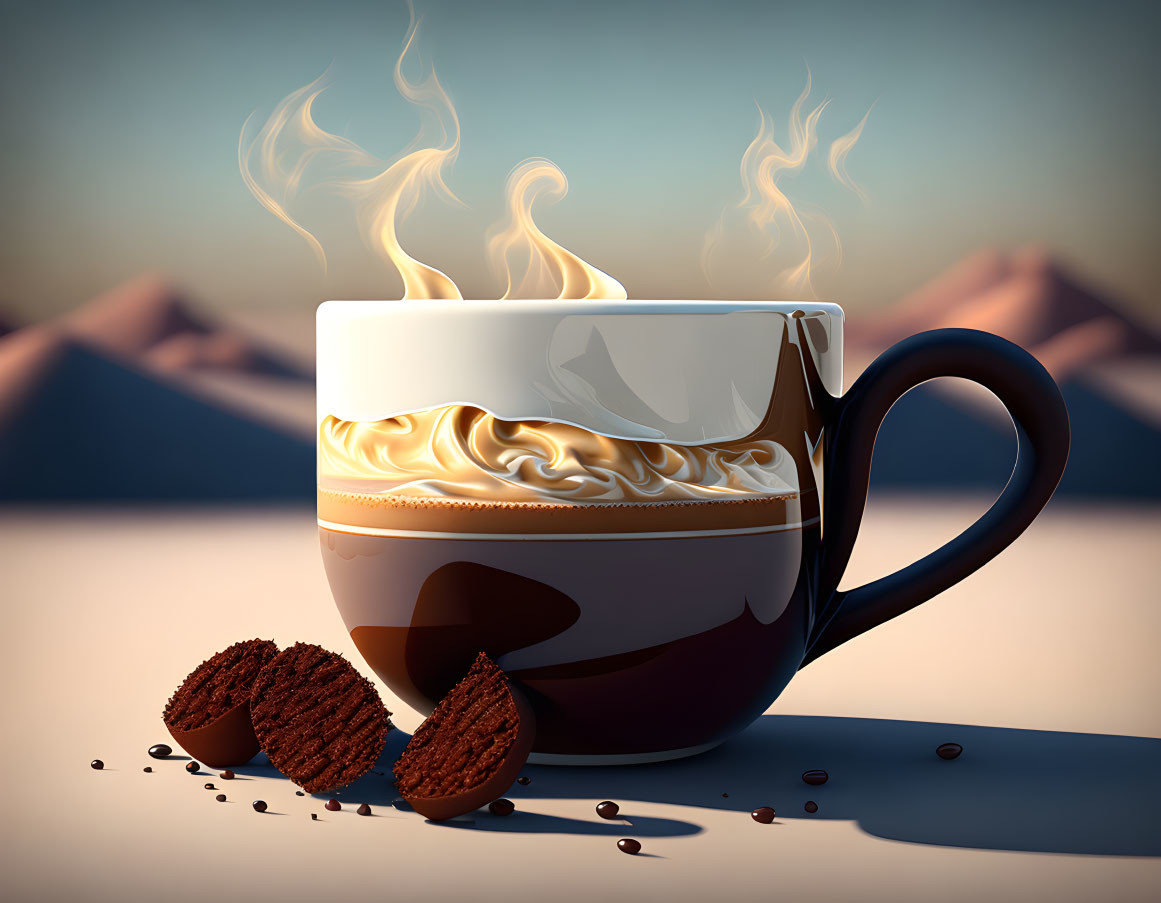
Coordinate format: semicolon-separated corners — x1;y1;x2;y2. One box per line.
318;406;797;503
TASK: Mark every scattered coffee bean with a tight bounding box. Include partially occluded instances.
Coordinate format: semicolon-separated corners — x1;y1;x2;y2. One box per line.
804;801;818;813
489;799;515;816
722;792;729;798
325;799;341;812
252;800;267;813
147;744;172;759
143;767;152;774
596;801;620;819
204;783;215;790
219;770;235;780
617;838;642;855
215;794;226;802
751;807;776;824
357;803;372;816
295;791;304;797
185;761;200;774
311;813;318;820
516;776;532;786
90;760;104;770
936;742;963;760
802;769;829;786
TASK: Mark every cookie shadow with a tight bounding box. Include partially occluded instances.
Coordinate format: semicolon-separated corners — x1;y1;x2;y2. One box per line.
230;731;409;808
437;811;702;837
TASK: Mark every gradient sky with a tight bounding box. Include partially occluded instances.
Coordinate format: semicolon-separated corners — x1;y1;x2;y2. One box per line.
1;0;1158;321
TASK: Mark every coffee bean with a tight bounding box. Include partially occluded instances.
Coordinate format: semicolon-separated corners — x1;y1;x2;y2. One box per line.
252;800;268;812
357;803;372;816
617;838;641;855
751;807;775;824
325;799;341;812
596;801;620;819
215;794;226;802
804;801;818;813
489;799;515;816
936;742;963;760
722;792;729;798
802;769;828;786
295;791;304;797
311;813;318;820
516;776;531;786
204;783;215;790
90;760;104;770
219;770;235;780
143;767;152;773
185;761;200;774
147;744;172;759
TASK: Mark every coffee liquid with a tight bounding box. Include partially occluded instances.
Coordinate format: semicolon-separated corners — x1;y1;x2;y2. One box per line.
323;514;816;755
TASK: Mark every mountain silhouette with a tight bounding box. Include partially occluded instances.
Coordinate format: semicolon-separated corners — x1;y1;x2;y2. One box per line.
0;326;313;501
61;273;312;380
2;258;1156;502
848;247;1161;499
850;247;1160;379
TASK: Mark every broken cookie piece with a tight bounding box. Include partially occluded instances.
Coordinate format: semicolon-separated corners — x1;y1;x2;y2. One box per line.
250;642;391;793
163;639;279;768
394;652;535;821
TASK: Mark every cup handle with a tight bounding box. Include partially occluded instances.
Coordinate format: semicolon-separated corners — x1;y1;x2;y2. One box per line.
802;328;1070;666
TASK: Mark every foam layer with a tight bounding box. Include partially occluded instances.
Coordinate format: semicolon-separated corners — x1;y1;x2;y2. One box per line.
318;405;798;504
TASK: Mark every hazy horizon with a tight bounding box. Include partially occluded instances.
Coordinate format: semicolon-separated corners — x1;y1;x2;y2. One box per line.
1;0;1158;323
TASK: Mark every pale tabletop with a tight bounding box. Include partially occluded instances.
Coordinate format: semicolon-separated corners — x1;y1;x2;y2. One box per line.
2;498;1158;902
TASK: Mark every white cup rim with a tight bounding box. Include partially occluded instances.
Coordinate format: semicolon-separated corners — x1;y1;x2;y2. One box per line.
318;298;845;319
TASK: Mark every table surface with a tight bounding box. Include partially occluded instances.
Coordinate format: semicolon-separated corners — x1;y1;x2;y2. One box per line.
2;498;1158;902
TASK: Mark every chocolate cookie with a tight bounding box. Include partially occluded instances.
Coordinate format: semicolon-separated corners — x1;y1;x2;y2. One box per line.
163;639;279;768
394;652;535;821
250;643;391;793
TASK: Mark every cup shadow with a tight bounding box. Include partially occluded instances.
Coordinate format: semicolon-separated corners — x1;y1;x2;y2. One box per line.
508;715;1161;855
229;715;1161;854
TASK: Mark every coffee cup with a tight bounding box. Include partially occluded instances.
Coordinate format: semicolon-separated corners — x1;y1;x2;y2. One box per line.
317;300;1069;764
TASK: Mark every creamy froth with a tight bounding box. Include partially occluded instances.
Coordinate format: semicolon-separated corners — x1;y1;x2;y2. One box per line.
318;405;798;504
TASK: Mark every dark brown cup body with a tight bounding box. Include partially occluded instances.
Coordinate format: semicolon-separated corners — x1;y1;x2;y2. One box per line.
320;325;1070;760
322;518;816;757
